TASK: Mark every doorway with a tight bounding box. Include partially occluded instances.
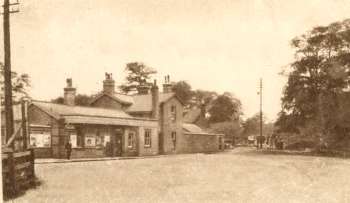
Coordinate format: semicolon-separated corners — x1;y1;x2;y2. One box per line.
112;129;123;156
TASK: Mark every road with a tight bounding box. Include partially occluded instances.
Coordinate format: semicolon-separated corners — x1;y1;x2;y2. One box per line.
10;147;350;203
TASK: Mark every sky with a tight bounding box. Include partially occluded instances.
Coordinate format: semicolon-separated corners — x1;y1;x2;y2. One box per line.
1;0;350;121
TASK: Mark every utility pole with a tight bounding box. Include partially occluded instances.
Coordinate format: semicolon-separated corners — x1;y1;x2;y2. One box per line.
2;0;19;145
260;78;263;139
257;78;263;149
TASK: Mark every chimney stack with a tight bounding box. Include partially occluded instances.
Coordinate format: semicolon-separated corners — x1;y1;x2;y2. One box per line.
64;78;76;106
103;72;115;95
151;80;159;119
163;75;173;93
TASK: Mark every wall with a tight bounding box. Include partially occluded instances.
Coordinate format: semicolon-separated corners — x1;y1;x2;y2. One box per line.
179;133;223;153
137;126;159;156
71;148;105;158
91;95;124;110
28;105;61;158
160;97;184;154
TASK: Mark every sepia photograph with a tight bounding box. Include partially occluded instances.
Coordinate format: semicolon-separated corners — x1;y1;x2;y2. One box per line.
1;0;350;202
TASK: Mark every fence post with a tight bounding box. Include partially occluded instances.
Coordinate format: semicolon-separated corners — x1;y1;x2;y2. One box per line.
7;152;18;196
29;148;35;184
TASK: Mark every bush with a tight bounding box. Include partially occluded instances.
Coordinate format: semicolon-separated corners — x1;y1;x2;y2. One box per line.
285;140;316;150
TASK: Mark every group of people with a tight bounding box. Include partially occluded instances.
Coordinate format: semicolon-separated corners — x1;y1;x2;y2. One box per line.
256;133;284;150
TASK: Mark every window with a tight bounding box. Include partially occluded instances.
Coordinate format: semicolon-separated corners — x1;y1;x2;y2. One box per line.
170;105;176;121
85;136;96;147
30;131;51;148
128;132;135;149
69;132;78;148
144;129;152;147
171;131;176;150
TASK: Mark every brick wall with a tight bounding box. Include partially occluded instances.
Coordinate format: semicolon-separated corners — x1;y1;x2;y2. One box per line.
28;105;62;158
179;133;222;153
137;126;159;156
160;97;183;154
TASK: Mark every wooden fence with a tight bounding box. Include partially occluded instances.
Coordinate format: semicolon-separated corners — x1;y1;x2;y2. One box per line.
2;148;35;197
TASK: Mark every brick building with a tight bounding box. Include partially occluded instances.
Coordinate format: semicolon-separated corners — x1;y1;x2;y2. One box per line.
2;74;224;158
90;74;224;155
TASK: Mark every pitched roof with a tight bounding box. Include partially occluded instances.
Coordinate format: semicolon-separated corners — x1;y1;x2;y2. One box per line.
182;123;223;136
126;92;175;112
32;100;133;120
182;123;205;134
90;92;134;105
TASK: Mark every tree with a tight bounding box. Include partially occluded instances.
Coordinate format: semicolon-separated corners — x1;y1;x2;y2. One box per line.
208;92;241;123
276;19;350;146
172;81;193;105
210;121;242;143
51;94;94;106
241;113;272;136
242;113;263;136
0;62;30;104
118;62;157;94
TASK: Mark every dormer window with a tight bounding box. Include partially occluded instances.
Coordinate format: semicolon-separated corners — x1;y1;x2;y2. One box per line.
170;105;176;121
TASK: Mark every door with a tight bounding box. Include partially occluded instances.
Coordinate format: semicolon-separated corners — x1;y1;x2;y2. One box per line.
114;134;122;156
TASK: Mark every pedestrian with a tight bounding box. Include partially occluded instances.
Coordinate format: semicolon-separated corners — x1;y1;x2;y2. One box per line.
65;141;72;160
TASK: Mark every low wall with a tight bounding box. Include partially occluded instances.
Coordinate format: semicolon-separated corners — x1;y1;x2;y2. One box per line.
33;148;52;158
179;133;223;154
71;148;105;159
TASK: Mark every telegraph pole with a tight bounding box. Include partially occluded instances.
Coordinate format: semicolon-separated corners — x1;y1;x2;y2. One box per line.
2;0;19;144
259;78;263;142
256;78;263;149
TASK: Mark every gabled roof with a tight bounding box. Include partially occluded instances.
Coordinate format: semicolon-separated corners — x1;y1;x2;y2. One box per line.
182;123;222;136
182;123;205;134
126;92;177;113
32;100;133;120
90;90;182;113
90;92;134;105
30;100;157;127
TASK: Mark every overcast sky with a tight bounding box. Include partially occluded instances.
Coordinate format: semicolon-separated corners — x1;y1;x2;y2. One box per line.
1;0;350;120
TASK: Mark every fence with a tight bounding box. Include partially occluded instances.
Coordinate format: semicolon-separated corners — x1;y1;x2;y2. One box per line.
2;148;35;197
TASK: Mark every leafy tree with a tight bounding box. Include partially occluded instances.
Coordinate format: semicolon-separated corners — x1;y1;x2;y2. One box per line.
51;94;94;106
276;19;350;146
208;92;241;123
0;62;30;103
210;121;242;143
242;113;263;136
119;62;157;94
241;113;273;136
172;81;193;105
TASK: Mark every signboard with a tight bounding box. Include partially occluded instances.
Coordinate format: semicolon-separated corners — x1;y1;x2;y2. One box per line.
30;132;51;148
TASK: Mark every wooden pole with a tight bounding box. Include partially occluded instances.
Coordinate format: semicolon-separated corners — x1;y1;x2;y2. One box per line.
3;0;15;146
259;78;263;149
21;99;29;149
7;151;18;196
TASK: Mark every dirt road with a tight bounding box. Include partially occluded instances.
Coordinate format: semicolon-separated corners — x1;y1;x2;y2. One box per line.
11;147;350;203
